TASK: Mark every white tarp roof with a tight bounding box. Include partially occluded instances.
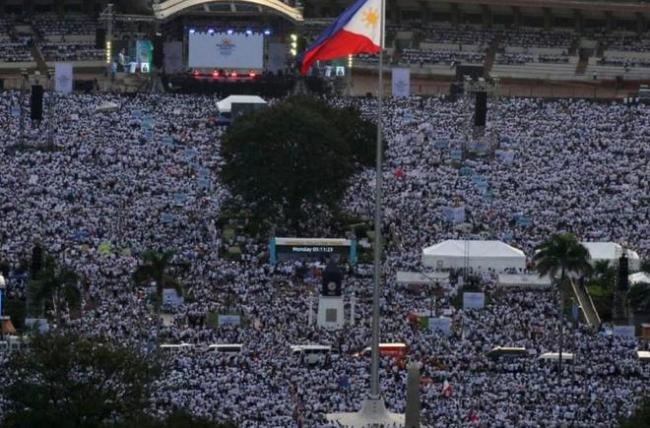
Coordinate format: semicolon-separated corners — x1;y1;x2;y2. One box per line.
497;274;552;289
396;271;449;284
217;95;267;113
422;240;526;273
581;242;640;271
630;272;650;285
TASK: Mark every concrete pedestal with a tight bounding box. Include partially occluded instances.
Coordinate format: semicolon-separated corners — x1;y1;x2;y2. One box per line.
326;398;405;427
317;295;345;329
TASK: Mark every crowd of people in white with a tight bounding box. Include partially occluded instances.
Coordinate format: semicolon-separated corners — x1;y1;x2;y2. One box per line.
0;91;650;427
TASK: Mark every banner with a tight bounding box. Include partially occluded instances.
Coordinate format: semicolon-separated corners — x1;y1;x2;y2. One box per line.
162;289;184;308
54;63;73;94
135;40;153;73
443;206;466;224
612;325;635;338
218;314;241;327
429;317;452;336
463;292;485;310
391;67;410;98
163;41;183;74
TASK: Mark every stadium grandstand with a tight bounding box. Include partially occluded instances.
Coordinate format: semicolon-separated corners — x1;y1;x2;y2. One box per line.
1;0;650;94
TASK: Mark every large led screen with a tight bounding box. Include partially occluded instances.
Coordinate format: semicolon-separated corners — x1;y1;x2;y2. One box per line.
189;32;264;69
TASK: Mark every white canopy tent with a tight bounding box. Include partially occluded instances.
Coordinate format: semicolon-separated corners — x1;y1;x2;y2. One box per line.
630;272;650;286
581;242;641;271
216;95;267;114
422;240;526;273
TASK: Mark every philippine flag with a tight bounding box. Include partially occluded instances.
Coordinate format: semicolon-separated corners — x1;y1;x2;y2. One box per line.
298;0;382;75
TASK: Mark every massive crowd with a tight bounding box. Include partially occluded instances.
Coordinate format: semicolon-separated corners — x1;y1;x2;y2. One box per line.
1;91;650;427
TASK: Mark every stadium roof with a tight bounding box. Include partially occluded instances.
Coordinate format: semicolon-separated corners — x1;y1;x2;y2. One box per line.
153;0;303;21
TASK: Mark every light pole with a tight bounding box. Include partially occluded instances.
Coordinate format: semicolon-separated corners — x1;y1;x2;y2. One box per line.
308;291;313;327
0;273;5;318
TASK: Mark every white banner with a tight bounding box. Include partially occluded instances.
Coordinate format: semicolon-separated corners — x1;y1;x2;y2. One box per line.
463;292;485;310
391;67;410;98
612;325;635;338
163;41;183;74
54;63;73;94
218;314;241;327
429;317;452;336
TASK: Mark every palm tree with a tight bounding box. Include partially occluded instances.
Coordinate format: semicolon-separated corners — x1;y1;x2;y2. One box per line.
533;233;591;380
29;254;80;323
132;250;182;310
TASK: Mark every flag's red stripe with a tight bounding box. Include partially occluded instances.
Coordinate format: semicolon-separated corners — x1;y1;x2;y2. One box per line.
300;29;381;75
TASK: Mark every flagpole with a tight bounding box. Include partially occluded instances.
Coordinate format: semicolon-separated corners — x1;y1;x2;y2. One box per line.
370;0;386;400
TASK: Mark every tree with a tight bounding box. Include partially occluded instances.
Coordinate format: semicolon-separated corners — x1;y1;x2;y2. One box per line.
130;410;238;428
132;250;182;308
586;260;617;321
619;396;650;428
283;96;377;167
220;96;374;231
627;282;650;313
28;253;80;322
533;233;591;380
3;332;159;428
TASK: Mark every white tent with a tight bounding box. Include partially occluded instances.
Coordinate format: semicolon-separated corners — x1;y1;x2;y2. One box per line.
216;95;267;114
630;272;650;286
422;240;526;273
581;242;641;271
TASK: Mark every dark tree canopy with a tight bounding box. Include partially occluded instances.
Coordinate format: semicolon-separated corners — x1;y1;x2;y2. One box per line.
3;333;235;428
3;333;159;428
220;96;375;229
620;396;650;428
628;282;650;313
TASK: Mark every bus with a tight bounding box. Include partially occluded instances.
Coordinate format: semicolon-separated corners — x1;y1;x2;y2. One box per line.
487;346;528;360
159;343;194;352
356;343;408;359
290;345;332;365
208;344;243;354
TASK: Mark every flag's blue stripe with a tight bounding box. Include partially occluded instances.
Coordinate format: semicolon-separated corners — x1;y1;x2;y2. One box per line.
297;0;369;64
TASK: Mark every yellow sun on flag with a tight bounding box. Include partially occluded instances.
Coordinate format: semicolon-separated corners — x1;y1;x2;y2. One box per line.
362;8;379;29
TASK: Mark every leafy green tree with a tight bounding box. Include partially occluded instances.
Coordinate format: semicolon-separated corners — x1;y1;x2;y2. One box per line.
3;332;159;428
619;396;650;428
133;250;182;309
28;253;80;321
220;96;374;230
284;96;377;167
130;410;237;428
628;282;650;313
641;259;650;273
533;233;591;379
587;260;617;321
